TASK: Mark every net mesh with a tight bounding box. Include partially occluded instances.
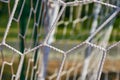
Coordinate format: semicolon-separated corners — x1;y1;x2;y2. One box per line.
0;0;120;80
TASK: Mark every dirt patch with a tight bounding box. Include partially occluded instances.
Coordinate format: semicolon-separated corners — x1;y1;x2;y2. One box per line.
46;59;120;80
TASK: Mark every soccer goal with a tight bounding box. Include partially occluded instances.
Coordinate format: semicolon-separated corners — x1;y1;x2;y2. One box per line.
0;0;120;80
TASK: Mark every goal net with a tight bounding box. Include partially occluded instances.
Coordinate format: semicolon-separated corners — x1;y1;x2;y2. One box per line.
0;0;120;80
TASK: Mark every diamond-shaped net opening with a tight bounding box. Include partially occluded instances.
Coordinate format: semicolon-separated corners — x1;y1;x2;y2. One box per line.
0;45;21;80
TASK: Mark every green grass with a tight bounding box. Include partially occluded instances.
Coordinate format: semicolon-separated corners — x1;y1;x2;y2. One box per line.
0;27;119;43
0;14;120;43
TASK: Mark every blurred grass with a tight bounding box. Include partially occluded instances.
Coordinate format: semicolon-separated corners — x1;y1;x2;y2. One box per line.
0;26;120;43
0;12;120;43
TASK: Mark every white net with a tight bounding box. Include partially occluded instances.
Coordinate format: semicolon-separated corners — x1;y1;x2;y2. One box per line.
0;0;120;80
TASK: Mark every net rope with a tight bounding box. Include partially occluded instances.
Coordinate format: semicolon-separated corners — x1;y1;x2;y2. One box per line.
0;0;120;80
